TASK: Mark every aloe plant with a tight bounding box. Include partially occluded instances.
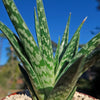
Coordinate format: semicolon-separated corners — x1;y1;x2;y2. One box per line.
0;0;100;100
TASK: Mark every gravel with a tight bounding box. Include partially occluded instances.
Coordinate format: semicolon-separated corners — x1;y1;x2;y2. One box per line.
3;91;99;100
3;94;32;100
73;92;99;100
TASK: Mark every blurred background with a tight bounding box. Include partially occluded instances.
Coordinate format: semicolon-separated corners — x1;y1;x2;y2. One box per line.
0;0;100;99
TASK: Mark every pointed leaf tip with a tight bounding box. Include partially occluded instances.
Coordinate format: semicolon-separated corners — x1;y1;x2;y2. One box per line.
82;16;88;23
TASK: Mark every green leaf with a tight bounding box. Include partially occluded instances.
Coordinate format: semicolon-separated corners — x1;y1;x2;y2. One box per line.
66;86;77;100
34;7;42;52
3;0;43;81
59;13;71;56
77;32;100;56
3;0;37;46
0;22;41;90
69;33;100;78
19;64;42;100
80;48;100;76
54;37;60;74
36;0;53;60
36;0;55;91
56;17;87;78
3;0;54;93
58;32;80;75
57;32;100;82
48;56;85;100
3;0;55;95
61;17;87;62
34;5;54;93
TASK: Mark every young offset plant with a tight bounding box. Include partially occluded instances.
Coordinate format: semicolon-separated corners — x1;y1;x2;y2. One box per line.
0;0;100;100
